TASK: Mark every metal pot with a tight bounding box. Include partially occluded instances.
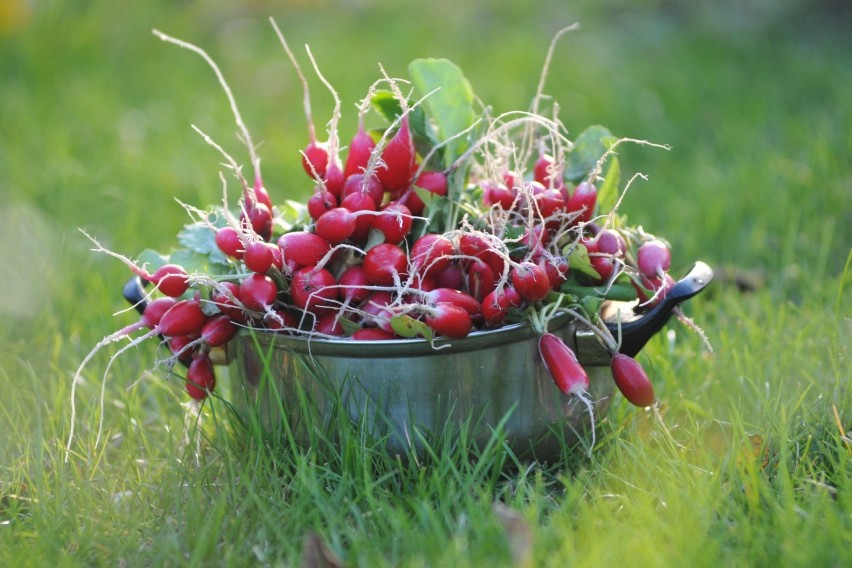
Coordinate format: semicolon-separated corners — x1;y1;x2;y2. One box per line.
124;262;713;461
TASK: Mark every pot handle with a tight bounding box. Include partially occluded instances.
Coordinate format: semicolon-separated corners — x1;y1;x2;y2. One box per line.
605;261;714;357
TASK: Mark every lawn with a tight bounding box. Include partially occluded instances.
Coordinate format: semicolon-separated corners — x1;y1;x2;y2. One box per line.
1;0;850;566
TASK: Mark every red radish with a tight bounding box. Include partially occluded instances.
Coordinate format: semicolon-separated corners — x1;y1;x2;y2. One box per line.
637;239;671;279
342;172;384;206
534;188;566;220
533;153;563;188
483;182;516;210
290;267;337;313
307;190;338;221
302;139;329;179
539;333;590;396
344;123;377;178
465;258;497;301
481;285;522;326
537;255;569;291
538;332;597;452
147;264;190;298
240;273;277;311
315;312;346;336
186;351;216;400
277;231;332;269
339;191;377;243
323;161;345;196
358;290;394;329
503;170;521;191
351;328;397;341
566;181;597;224
424;302;472;339
595;229;626;257
248;180;274;211
634;272;675;308
315;207;356;243
376;115;416;192
401;170;448;216
434;261;465;291
243;241;275;274
511;261;551;302
200;314;238;347
458;233;492;258
423;288;481;317
242;202;273;241
610;353;655;407
363;243;408;286
168;334;197;363
215;226;244;260
371;202;413;244
211;282;245;322
140;297;179;329
337;264;371;304
410;233;454;277
265;309;299;331
158;297;207;337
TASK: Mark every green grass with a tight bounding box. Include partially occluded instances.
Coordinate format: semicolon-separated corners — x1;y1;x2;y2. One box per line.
1;0;850;565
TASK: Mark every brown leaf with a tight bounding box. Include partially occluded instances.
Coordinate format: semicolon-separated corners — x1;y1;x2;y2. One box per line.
300;531;347;568
492;502;533;568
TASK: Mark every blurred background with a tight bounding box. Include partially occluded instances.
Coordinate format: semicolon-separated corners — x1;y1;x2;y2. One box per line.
0;0;849;345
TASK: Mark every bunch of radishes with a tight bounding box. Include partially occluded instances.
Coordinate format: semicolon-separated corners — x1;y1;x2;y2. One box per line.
72;23;690;457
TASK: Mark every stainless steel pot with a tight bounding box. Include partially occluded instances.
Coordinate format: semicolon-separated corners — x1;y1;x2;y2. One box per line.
124;262;713;461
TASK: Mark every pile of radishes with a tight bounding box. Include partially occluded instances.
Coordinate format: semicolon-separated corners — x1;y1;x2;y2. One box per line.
72;24;695;451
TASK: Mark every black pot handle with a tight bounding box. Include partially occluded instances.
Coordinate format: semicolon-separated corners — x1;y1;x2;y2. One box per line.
605;261;713;357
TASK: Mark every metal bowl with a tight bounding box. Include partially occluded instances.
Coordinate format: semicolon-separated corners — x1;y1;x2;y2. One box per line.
123;262;713;461
223;262;714;461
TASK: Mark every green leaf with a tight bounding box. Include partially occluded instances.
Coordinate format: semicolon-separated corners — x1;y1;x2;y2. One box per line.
565;243;601;280
169;249;218;275
596;155;620;214
338;317;362;336
565;125;617;183
371;90;403;121
559;282;638;302
136;249;168;272
408;58;475;168
390;314;434;340
177;223;230;266
277;199;309;232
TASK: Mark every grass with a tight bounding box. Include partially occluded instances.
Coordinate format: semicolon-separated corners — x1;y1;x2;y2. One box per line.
1;0;851;565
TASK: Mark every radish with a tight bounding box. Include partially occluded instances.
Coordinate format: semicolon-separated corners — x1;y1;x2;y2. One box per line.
376;115;416;192
483;182;516;210
168;334;198;364
424;302;472;339
341;172;384;206
240;273;278;311
481;285;522;326
401;170;448;216
637;239;671;279
511;261;551;302
410;233;454;277
371;202;413;244
315;312;346;336
434;261;465;291
322;161;345;196
158;297;207;337
344;122;377;178
314;207;356;244
215;226;244;260
337;264;371;304
277;231;332;269
610;353;655;407
351;328;397;341
307;189;338;220
339;191;377;243
566;181;597;225
210;281;245;322
186;351;216;400
538;332;596;452
537;255;569;291
243;241;275;274
302;139;329;179
199;314;238;347
363;243;407;286
465;257;497;301
533;153;563;188
243;202;273;241
422;287;481;317
290;266;337;313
